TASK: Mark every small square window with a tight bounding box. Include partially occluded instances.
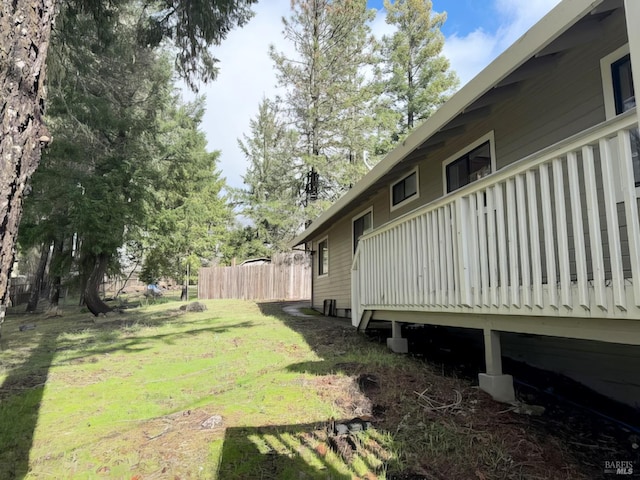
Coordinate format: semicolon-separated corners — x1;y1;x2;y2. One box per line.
391;170;419;208
445;141;492;193
318;239;328;276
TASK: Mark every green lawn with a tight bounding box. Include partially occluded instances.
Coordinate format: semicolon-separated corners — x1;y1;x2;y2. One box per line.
0;300;397;479
0;298;595;479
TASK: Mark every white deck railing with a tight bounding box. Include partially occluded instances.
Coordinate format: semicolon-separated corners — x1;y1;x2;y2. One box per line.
352;111;640;327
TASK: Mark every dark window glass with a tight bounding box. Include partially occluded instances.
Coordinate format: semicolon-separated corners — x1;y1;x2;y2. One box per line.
392;171;418;206
612;55;635;115
446;141;492;193
353;211;372;252
318;240;328;275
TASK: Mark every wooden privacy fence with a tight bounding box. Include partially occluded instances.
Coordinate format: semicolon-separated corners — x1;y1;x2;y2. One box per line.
198;253;311;301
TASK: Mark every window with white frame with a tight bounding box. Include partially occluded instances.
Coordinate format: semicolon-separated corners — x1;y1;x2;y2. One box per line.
352;208;372;253
601;44;639;188
443;132;495;194
391;168;419;210
318;238;328;276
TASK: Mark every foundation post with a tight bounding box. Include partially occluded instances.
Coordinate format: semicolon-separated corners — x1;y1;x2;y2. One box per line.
386;321;408;353
478;329;515;403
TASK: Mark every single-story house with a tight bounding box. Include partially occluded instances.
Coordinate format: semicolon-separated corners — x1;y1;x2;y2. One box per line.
291;0;640;406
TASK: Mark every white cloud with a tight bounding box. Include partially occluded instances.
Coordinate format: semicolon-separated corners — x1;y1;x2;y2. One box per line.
443;29;499;86
442;0;561;85
188;0;562;190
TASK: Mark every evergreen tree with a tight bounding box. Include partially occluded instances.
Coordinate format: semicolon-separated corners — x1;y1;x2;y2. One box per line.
141;98;232;284
24;6;176;314
270;0;380;218
381;0;458;136
236;98;303;252
0;0;256;328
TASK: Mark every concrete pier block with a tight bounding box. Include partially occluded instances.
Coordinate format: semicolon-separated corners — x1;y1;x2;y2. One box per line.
478;373;515;403
386;337;409;353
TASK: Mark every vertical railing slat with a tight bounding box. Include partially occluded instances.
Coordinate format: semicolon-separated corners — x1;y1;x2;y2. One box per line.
417;215;426;306
486;187;500;307
567;151;590;310
599;137;626;310
450;202;460;306
495;183;510;307
468;194;481;307
428;211;435;306
456;198;472;307
526;170;544;309
438;208;448;305
539;163;558;309
553;158;572;309
477;191;490;307
375;235;380;305
516;174;532;308
583;145;607;310
444;204;456;307
396;222;409;306
433;211;442;306
506;178;520;307
618;129;640;307
384;232;391;305
410;219;418;306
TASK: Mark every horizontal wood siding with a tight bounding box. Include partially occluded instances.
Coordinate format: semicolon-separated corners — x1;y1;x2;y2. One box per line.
311;215;352;312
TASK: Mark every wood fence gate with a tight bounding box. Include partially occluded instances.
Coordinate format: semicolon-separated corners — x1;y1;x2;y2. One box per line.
198;253;311;301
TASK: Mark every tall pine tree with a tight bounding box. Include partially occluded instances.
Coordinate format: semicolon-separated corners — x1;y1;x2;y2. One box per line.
381;0;458;136
269;0;379;218
236;98;302;252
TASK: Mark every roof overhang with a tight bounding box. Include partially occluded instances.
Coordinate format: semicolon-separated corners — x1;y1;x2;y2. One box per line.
290;0;608;248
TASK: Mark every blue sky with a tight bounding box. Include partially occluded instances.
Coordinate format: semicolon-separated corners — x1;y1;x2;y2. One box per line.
367;0;500;36
183;0;561;192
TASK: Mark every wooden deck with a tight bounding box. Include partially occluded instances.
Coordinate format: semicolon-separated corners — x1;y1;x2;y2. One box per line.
352;111;640;344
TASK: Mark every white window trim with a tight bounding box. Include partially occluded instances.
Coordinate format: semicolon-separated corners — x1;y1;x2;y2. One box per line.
317;236;329;278
601;43;630;120
389;166;420;212
442;131;497;195
351;206;373;257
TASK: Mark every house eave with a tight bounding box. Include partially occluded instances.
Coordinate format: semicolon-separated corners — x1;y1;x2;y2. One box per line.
289;0;605;249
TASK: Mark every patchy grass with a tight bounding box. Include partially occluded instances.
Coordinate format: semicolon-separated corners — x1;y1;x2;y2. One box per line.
0;299;610;479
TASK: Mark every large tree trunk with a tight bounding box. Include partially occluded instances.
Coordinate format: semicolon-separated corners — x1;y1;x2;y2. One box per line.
25;243;50;312
84;253;112;316
0;1;57;331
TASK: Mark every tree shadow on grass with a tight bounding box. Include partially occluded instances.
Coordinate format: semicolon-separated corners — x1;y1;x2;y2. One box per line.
58;321;255;363
0;307;255;479
217;421;393;479
0;332;55;480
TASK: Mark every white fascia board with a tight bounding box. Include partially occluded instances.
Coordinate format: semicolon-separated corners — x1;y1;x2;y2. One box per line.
290;0;604;249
